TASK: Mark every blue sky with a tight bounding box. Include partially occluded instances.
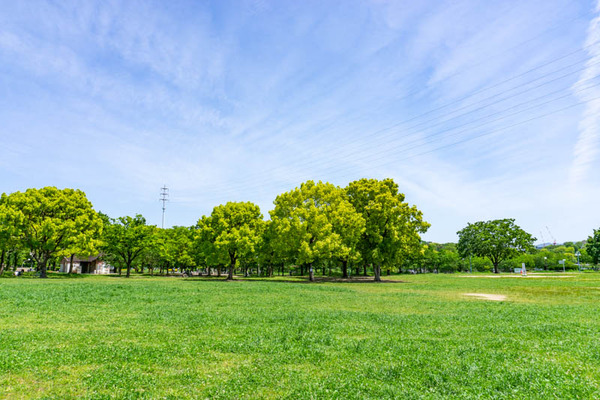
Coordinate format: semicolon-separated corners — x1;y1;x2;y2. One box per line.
1;0;599;243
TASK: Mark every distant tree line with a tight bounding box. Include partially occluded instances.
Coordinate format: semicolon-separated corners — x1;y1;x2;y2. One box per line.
1;181;598;279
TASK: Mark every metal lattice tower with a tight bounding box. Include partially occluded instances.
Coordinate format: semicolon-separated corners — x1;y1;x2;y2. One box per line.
160;185;169;229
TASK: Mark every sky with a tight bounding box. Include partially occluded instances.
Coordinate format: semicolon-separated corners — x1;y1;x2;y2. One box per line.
1;0;599;244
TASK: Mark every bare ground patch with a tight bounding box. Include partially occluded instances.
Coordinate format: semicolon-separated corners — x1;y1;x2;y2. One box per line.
463;293;507;301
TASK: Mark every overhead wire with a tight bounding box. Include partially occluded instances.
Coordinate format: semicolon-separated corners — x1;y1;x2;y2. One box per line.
194;11;597;199
205;41;600;195
204;55;599;197
210;79;600;197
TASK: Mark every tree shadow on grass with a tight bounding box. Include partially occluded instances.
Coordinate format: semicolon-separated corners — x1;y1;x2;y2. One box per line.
1;272;90;279
181;276;406;284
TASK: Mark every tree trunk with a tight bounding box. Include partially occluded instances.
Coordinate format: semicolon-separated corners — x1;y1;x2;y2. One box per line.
68;254;74;274
309;263;315;282
126;263;132;278
217;266;222;277
0;249;5;275
342;260;348;278
374;263;382;282
493;263;499;274
39;256;48;278
364;264;368;276
227;263;234;280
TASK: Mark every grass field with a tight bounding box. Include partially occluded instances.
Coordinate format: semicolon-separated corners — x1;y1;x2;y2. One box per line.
1;273;600;399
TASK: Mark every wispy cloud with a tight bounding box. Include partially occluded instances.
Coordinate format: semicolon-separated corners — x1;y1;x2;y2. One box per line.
0;0;596;242
570;0;600;186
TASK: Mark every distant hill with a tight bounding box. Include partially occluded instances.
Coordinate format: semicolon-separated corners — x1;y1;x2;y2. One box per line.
535;242;556;249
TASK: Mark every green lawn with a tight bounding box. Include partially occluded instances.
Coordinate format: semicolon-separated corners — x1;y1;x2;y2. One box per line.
1;273;599;399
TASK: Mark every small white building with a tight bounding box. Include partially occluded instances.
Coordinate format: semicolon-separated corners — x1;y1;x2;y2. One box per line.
59;255;112;274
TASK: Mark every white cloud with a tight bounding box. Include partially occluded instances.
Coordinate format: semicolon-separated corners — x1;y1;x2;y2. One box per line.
0;0;597;240
570;0;600;186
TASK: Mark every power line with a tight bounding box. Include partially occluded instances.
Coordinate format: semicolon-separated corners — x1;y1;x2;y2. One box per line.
291;66;600;173
206;42;600;195
341;55;600;149
306;76;600;170
192;14;598;200
204;84;599;199
259;1;588;147
204;73;600;198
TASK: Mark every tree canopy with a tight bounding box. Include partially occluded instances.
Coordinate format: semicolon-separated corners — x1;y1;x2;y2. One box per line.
101;214;155;277
586;228;600;265
346;178;429;281
203;202;265;280
271;180;365;281
457;219;535;274
3;183;590;279
0;187;102;278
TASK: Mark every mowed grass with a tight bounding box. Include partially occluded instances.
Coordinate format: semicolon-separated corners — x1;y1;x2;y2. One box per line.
1;273;600;399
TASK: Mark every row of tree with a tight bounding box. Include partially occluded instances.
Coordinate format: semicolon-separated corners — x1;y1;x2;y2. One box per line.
419;240;597;273
1;181;599;280
0;179;429;281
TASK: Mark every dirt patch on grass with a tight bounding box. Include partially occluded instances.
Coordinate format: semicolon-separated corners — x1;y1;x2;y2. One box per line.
463;293;507;301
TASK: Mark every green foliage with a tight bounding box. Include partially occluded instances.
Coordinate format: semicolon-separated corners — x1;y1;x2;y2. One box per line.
419;243;463;273
346;178;429;280
271;181;365;281
157;226;196;272
0;187;102;277
586;228;600;265
457;219;535;273
204;202;265;280
0;196;22;274
101;214;155;277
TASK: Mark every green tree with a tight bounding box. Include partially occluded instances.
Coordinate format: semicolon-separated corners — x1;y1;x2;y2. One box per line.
256;220;280;277
346;178;429;282
166;226;196;274
205;202;264;280
586;228;600;265
0;187;102;278
271;180;365;281
0;196;22;275
102;214;155;278
457;219;535;274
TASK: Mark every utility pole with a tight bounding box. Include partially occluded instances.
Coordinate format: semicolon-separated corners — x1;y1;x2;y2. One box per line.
159;185;169;229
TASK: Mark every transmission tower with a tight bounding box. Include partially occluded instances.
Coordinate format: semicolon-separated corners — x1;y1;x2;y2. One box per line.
159;185;169;229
